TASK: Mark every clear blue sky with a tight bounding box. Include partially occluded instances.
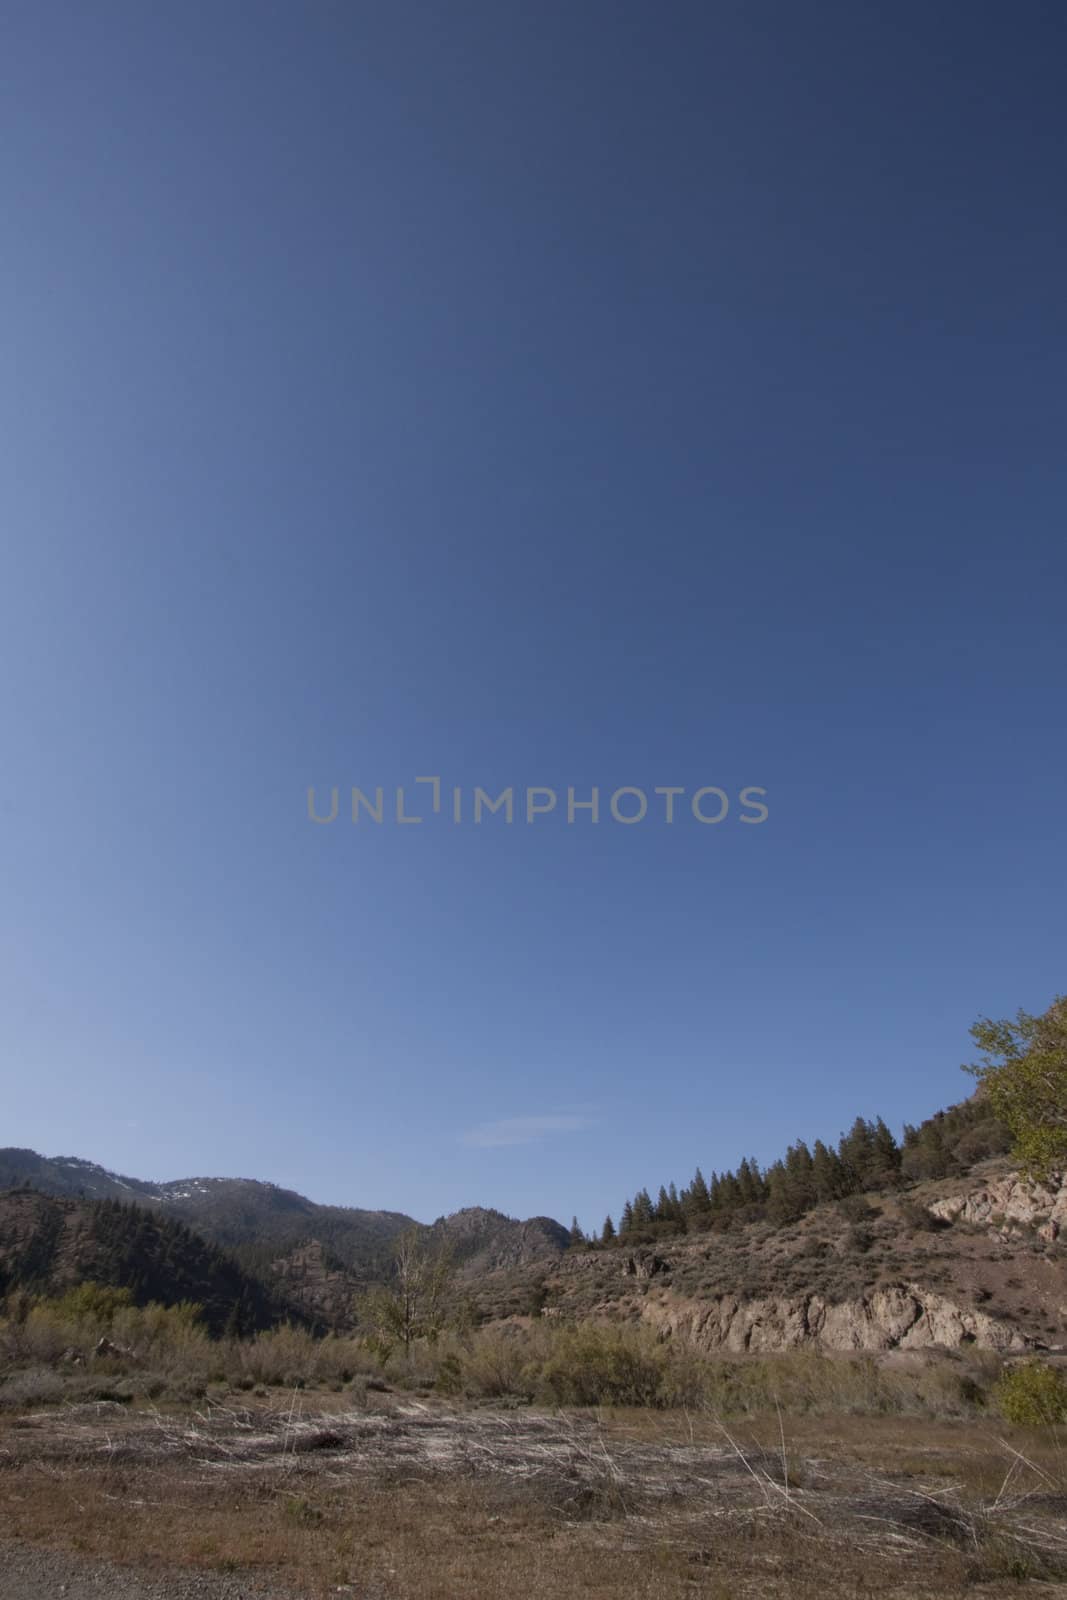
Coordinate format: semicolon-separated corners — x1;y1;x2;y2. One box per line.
3;2;1065;1230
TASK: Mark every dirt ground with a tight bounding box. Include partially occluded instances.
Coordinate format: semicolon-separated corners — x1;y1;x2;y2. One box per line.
2;1391;1067;1598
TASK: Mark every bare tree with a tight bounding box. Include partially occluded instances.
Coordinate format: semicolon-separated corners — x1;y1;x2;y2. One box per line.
363;1227;454;1358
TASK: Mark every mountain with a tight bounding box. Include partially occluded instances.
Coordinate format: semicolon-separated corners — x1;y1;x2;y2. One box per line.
0;1150;165;1203
0;1189;286;1335
143;1177;417;1283
0;1150;572;1327
433;1207;570;1273
3;1145;1064;1355
0;1150;417;1281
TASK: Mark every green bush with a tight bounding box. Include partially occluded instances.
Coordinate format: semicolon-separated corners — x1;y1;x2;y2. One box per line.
52;1284;136;1322
538;1326;667;1407
994;1362;1067;1426
442;1329;531;1399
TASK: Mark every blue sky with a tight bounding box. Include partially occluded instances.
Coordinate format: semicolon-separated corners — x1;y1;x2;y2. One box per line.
2;2;1065;1230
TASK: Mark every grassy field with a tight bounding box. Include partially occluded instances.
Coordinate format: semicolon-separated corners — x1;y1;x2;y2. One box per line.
3;1293;1067;1596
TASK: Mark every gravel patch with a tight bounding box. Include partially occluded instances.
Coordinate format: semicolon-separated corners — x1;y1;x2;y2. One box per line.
0;1542;306;1600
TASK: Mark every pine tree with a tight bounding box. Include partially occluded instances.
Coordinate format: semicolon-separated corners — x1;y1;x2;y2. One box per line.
838;1117;879;1192
785;1139;815;1196
737;1157;763;1206
684;1168;711;1228
602;1214;616;1244
900;1118;952;1180
811;1138;847;1202
765;1160;797;1224
870;1117;902;1187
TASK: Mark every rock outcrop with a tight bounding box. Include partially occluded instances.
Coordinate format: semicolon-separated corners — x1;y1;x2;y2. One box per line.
927;1171;1067;1241
270;1240;356;1326
641;1284;1029;1354
621;1253;670;1280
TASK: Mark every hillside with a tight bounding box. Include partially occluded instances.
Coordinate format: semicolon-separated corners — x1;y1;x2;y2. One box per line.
3;1081;1062;1355
0;1190;286;1335
264;1210;572;1327
464;1158;1067;1355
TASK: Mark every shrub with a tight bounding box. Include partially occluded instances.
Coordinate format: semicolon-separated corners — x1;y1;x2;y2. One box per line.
538;1326;667;1407
994;1362;1067;1426
0;1368;66;1409
897;1199;943;1233
448;1328;533;1399
227;1327;375;1389
53;1284;136;1322
838;1195;876;1224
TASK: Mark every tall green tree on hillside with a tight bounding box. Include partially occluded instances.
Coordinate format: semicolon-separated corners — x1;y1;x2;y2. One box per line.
736;1158;763;1206
683;1169;711;1228
966;995;1067;1178
811;1139;848;1202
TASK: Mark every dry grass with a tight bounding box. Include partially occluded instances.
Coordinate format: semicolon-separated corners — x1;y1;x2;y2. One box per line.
3;1295;1067;1594
1;1295;1012;1419
2;1390;1067;1597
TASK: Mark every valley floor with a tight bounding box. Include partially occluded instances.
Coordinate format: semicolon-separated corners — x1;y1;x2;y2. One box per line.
2;1389;1067;1598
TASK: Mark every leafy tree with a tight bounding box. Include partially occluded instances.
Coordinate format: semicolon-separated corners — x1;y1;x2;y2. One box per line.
966;995;1067;1177
995;1361;1067;1425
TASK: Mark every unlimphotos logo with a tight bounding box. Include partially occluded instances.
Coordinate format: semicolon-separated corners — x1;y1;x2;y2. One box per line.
306;778;768;827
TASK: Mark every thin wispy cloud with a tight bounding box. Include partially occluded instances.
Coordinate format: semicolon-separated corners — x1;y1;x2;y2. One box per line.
461;1114;591;1149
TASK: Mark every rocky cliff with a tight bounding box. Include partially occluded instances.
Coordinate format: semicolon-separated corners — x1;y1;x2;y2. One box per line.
525;1164;1067;1356
638;1283;1029;1353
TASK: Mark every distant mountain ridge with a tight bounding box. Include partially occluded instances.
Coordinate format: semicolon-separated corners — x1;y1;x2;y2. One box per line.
0;1148;571;1326
0;1149;418;1274
0;1149;170;1203
0;1188;286;1334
